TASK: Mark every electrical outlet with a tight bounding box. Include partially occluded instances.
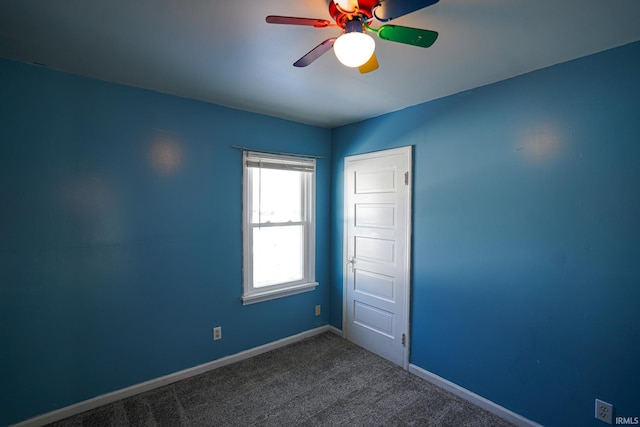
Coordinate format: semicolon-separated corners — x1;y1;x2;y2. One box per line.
595;399;613;424
315;305;321;316
213;326;222;341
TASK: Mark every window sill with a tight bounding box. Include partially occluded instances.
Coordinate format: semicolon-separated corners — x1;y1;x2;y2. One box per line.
242;282;318;305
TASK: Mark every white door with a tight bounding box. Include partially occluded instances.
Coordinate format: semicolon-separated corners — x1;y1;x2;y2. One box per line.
343;146;412;368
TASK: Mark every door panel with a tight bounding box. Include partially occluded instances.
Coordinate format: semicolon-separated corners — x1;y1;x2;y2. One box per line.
354;301;394;337
344;147;412;368
355;204;396;229
355;168;397;193
354;270;395;301
355;236;395;264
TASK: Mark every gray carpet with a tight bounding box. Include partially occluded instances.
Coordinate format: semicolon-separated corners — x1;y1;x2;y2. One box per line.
47;332;515;426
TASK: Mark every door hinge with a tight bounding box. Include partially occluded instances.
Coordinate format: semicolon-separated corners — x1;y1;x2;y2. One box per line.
404;171;409;186
402;333;406;346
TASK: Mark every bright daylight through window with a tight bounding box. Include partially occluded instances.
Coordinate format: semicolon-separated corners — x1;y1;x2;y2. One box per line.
242;151;317;304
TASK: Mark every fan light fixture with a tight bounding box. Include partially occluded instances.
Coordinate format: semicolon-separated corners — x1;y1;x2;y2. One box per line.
333;19;375;68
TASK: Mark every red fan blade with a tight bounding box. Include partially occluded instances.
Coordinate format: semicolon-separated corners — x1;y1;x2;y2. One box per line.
293;38;337;67
266;15;333;28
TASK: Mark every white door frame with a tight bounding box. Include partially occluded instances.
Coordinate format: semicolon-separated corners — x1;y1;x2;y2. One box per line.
342;146;413;369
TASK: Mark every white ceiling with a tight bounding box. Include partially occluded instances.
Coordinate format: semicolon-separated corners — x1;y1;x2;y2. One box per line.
1;0;640;128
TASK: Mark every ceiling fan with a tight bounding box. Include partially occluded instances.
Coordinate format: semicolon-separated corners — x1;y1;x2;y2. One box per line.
266;0;439;74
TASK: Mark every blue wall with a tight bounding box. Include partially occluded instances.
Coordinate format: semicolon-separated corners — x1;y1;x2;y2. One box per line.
0;59;331;426
3;40;640;427
330;41;640;426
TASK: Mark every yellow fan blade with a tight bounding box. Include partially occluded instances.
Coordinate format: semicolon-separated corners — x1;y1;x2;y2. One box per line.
359;53;379;74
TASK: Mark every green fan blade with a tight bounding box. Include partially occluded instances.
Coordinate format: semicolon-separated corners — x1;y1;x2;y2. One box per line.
377;25;438;48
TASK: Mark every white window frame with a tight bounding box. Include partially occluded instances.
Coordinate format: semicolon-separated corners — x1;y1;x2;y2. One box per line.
241;151;317;305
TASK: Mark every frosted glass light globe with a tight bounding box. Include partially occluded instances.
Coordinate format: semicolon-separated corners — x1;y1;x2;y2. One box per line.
334;32;375;68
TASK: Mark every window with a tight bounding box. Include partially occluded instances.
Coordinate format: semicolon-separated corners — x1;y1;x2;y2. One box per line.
242;151;317;304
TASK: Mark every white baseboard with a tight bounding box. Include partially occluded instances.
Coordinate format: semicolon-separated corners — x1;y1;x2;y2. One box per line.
12;325;332;427
409;364;542;427
327;325;343;336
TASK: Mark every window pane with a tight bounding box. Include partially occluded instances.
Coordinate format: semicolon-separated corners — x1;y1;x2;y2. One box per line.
253;225;304;287
251;168;302;223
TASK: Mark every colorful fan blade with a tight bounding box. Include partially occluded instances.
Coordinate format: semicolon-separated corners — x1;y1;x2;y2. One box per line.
377;25;438;47
359;53;379;74
293;38;337;67
266;15;332;28
373;0;439;21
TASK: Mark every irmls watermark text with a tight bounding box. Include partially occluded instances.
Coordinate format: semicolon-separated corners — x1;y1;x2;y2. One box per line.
616;416;640;425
